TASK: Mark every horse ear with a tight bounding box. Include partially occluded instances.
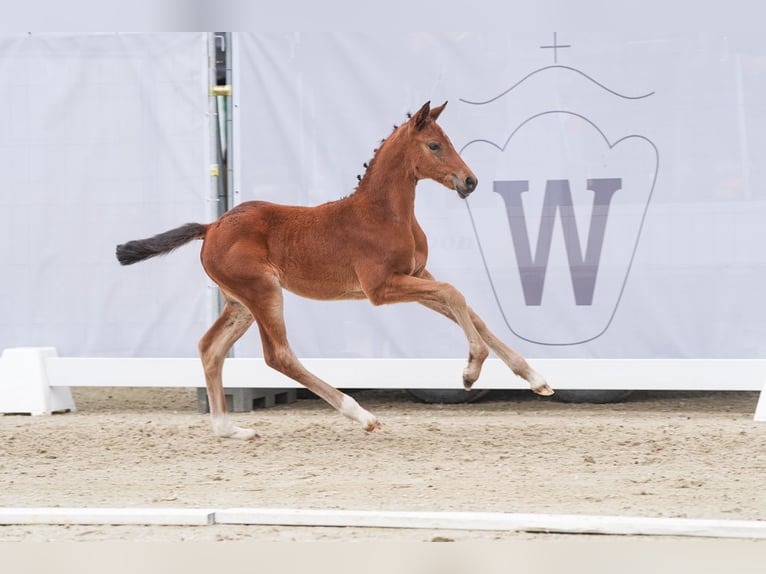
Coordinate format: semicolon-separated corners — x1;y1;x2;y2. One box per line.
412;101;431;131
429;101;447;121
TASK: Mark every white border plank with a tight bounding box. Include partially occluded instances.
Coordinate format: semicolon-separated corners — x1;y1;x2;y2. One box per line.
1;507;764;539
215;508;766;538
0;508;215;526
43;357;766;391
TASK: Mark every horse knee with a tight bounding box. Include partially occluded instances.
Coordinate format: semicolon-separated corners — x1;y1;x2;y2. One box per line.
442;284;467;309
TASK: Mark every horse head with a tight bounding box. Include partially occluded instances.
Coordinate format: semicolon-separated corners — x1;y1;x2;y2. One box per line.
407;101;478;199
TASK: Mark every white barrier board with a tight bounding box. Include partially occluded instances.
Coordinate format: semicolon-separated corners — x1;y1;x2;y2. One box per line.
1;506;764;539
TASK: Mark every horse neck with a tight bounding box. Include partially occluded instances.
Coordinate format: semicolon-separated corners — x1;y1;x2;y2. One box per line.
353;133;418;221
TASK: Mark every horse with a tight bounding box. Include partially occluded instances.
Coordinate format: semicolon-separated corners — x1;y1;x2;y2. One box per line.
116;101;553;440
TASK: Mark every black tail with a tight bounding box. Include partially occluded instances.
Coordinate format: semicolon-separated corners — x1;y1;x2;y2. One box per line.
115;223;208;266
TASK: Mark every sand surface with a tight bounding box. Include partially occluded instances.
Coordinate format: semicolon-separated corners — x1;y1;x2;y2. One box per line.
1;387;765;542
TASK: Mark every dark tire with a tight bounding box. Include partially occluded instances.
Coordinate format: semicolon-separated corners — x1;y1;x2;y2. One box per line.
406;388;490;404
553;389;634;404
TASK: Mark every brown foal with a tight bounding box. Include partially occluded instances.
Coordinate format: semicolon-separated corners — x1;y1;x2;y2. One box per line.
116;101;553;440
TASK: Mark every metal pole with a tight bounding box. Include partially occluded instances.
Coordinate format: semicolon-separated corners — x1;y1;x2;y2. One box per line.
207;32;237;354
230;32;242;208
224;32;235;212
207;33;223;327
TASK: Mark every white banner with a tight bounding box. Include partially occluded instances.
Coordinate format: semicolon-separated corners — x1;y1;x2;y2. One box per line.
0;33;211;357
234;29;766;360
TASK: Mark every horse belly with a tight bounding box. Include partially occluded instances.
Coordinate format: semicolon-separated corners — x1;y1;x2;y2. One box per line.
282;271;366;301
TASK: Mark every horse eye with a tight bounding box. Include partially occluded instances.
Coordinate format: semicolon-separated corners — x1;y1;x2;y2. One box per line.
428;142;441;151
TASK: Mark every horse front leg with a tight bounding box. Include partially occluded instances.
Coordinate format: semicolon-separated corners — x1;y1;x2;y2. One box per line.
416;270;553;396
468;308;553;395
364;273;489;389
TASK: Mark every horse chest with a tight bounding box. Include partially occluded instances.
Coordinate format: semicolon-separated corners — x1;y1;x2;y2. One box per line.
392;223;428;275
411;230;428;273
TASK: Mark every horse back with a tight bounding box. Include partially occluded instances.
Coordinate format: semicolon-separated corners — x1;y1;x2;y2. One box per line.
201;200;367;300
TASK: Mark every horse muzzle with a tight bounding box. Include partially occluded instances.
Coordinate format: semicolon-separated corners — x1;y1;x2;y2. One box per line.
454;174;478;199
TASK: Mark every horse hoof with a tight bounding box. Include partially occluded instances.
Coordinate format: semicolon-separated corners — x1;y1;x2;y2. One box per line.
231;427;260;441
527;372;554;397
533;383;554;396
365;420;382;432
462;367;480;388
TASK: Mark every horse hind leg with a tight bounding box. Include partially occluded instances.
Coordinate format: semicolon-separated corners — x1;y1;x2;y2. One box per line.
245;278;380;432
198;298;257;440
260;333;381;431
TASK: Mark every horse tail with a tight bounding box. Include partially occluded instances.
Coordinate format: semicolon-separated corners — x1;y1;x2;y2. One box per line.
116;222;208;266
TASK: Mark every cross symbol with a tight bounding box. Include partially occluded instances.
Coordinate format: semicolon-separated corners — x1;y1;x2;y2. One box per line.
540;32;572;64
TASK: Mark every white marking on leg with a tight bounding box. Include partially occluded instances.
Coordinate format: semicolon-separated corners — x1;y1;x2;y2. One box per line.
340;395;380;431
528;370;554;396
211;414;258;440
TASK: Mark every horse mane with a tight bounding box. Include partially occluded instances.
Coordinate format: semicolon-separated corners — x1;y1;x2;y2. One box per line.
354;112;414;188
324;111;413;205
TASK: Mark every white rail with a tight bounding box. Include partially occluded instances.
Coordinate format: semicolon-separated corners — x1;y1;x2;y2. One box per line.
44;356;766;390
1;347;765;418
1;506;765;539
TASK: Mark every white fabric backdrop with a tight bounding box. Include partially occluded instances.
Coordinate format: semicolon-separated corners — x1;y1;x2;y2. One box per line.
4;28;765;363
0;33;211;357
233;28;766;360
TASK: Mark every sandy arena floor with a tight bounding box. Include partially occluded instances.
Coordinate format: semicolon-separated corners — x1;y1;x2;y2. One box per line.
1;387;765;543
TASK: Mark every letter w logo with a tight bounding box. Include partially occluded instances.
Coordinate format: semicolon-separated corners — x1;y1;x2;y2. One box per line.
494;179;621;306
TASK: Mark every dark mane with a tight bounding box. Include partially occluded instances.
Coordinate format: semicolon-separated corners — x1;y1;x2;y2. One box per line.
323;117;410;207
352;114;412;191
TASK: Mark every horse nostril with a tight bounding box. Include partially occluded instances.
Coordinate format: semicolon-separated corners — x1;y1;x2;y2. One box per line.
465;176;477;191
